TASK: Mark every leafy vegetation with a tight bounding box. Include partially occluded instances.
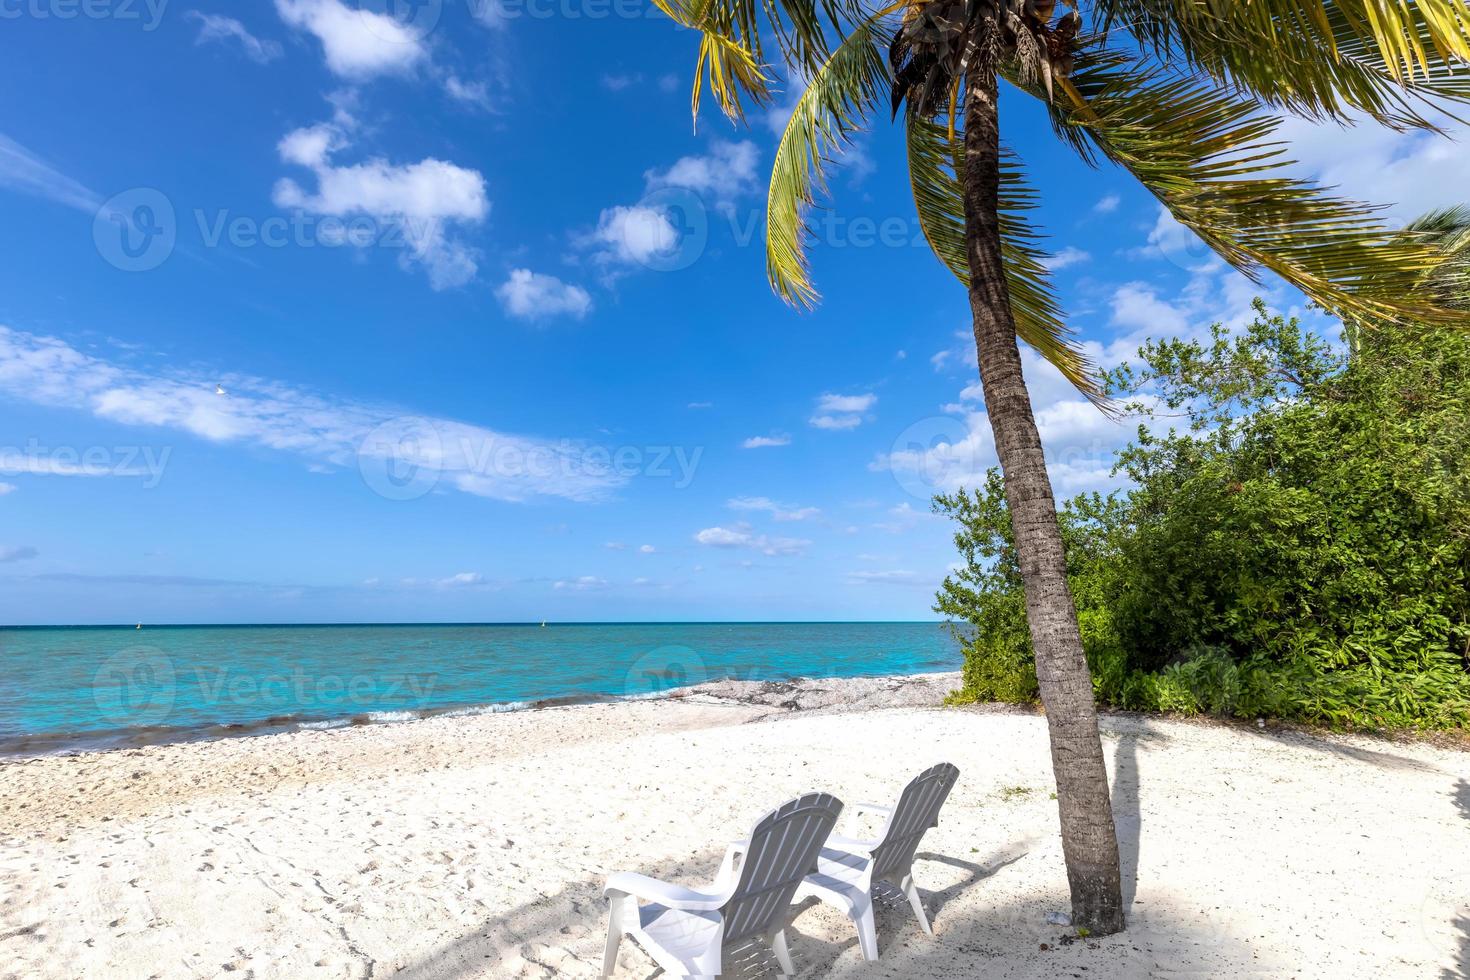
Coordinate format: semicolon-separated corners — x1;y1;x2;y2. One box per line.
937;304;1470;730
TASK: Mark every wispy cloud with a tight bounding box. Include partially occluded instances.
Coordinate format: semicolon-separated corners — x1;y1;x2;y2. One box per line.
742;433;791;449
728;496;820;522
0;545;39;563
694;524;810;557
495;269;592;320
187;12;283;63
810;391;876;430
846;569;919;584
0;133;101;213
0;325;627;503
1044;246;1091;271
274;0;427;78
272;117;489;289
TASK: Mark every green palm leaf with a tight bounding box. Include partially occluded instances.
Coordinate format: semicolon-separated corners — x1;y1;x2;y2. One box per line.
1030;47;1459;326
653;0;870;124
905;118;1104;403
765;13;892;307
1096;0;1470;129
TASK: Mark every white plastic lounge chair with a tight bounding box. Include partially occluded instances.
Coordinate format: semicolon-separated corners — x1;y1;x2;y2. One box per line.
793;763;960;961
603;791;843;977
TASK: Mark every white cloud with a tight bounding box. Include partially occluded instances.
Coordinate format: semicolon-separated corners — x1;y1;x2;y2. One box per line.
444;76;495;111
727;496;820;522
0;482;14;495
809;414;863;431
810;391;876;430
645;141;759;203
0;545;38;563
639;544;656;553
583;142;761;271
1045;246;1091;271
742;434;791;449
554;575;609;591
687;401;713;409
438;571;485;588
1093;193;1121;214
604;541;627;550
694;524;810;557
495;269;592;320
601;73;642;91
816;393;877;413
273;120;489;289
588;204;680;266
0;133;101;213
1273;114;1468;225
847;569;919;584
188;12;283;63
0;325;626;503
274;0;427;78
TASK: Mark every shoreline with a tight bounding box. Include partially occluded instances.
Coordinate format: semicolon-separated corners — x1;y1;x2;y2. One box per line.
3;672;1468;978
0;669;963;760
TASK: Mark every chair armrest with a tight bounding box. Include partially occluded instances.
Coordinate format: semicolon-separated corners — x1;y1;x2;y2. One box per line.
824;833;879;855
605;872;726;911
713;838;750;890
847;802;893;838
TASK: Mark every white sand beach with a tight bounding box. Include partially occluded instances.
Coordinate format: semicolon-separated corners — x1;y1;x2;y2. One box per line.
2;673;1467;979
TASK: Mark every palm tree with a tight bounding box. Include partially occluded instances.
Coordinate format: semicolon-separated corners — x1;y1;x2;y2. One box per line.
649;0;1470;933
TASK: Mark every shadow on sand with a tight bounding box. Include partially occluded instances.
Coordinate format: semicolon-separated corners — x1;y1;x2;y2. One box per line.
1448;778;1470;980
390;828;1268;978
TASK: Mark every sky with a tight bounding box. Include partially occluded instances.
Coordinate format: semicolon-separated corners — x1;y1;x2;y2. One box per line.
0;0;1464;624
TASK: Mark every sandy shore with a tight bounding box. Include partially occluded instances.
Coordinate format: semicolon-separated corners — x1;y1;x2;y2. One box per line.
2;672;1467;978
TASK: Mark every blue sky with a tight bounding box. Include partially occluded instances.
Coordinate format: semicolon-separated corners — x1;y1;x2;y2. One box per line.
0;0;1463;624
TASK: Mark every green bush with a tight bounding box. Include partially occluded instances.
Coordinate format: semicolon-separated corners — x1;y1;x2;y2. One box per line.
935;305;1470;730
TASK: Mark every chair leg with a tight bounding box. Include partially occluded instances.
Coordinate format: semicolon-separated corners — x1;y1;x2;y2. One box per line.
900;874;933;936
853;896;879;961
603;898;625;976
771;928;796;975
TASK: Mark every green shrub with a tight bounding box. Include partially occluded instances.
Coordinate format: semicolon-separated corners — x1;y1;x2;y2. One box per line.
935;305;1470;730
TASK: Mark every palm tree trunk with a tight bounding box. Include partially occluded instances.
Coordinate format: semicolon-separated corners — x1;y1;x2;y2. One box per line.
961;53;1126;936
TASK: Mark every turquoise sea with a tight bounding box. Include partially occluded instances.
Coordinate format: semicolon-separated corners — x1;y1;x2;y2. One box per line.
0;623;960;755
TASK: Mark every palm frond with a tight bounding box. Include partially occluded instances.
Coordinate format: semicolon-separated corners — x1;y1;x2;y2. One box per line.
766;13;891;306
653;0;870;124
1025;46;1463;327
1095;0;1470;129
905;117;1105;403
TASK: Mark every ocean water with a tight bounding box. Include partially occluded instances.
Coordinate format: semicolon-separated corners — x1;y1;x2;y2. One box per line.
0;623;960;755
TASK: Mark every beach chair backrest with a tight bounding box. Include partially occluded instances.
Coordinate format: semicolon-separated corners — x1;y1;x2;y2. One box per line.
871;763;960;881
720;791;843;944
